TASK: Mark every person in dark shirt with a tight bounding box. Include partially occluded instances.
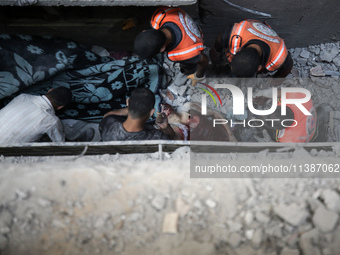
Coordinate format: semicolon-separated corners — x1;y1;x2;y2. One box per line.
99;88;176;141
210;20;293;78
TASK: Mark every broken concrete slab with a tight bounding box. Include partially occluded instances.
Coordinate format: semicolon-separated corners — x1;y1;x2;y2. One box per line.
320;44;339;62
299;229;321;255
228;232;242;248
321;189;340;213
162;213;178;234
300;49;310;59
274;203;309;226
251;228;263;249
312;206;339;232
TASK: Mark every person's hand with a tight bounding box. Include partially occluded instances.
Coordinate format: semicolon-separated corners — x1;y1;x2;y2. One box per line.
187;73;205;86
156;112;169;130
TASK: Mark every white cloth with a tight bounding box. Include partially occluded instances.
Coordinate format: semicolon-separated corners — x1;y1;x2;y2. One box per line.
0;94;65;145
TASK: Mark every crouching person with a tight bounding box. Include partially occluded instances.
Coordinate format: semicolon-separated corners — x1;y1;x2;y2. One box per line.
0;87;72;145
99;88;176;141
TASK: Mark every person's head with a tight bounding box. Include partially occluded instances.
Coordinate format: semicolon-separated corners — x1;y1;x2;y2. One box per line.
134;29;167;59
262;106;295;130
46;87;72;110
230;47;261;77
127;88;155;120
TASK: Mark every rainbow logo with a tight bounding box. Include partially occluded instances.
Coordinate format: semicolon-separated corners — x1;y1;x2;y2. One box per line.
197;82;223;107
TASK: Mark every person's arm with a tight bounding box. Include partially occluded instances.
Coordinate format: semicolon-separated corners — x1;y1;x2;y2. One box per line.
209;26;232;66
155;112;178;140
46;119;65;142
187;53;209;85
273;51;293;78
104;108;128;118
195;52;209;79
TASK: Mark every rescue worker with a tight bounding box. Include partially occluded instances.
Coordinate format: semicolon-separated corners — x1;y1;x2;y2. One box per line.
134;6;208;85
255;90;318;143
210;19;293;78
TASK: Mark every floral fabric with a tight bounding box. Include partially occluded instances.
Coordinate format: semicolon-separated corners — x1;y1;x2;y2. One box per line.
0;34;165;122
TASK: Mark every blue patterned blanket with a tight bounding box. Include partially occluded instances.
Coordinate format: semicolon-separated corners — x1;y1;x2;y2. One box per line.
0;34;165;122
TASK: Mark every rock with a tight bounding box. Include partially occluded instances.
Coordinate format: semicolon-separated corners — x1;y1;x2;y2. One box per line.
0;235;8;250
113;238;125;253
228;233;242;248
0;210;12;229
292;48;302;59
176;197;190;217
255;211;270;224
321;189;340;212
300;49;310;59
245;229;254;240
299;229;321;255
333;54;340;67
177;85;188;97
227;221;243;232
0;227;10;234
37;198;52;208
52;219;66;229
205;199;217;209
320;45;339;62
244;211;254;226
151;195;167;211
15;189;29;200
280;247;300;255
162;213;178;234
312;206;338;232
274;203;309;226
251;228;263;248
322;248;332;255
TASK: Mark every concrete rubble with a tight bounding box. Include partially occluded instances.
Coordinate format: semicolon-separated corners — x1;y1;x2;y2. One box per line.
0;41;340;254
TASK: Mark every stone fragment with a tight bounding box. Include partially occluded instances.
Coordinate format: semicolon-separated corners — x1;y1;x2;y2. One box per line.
151;195;167;211
280;247;300;255
0;227;10;234
322;248;332;255
228;233;242;248
177;85;187;97
245;229;254;240
52;219;66;229
227;221;242;232
292;48;302;59
15;189;29;200
320;45;339;62
299;229;321;255
244;211;254;226
312;206;338;232
37;198;52;208
274;203;309;226
321;189;340;212
333;54;340;67
205;199;217;209
300;49;310;59
176;197;190;217
251;229;263;248
0;210;12;229
0;235;7;250
255;211;270;224
162;213;178;234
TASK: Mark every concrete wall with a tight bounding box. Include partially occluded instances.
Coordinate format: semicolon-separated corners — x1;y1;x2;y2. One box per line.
0;1;339;51
184;0;340;48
